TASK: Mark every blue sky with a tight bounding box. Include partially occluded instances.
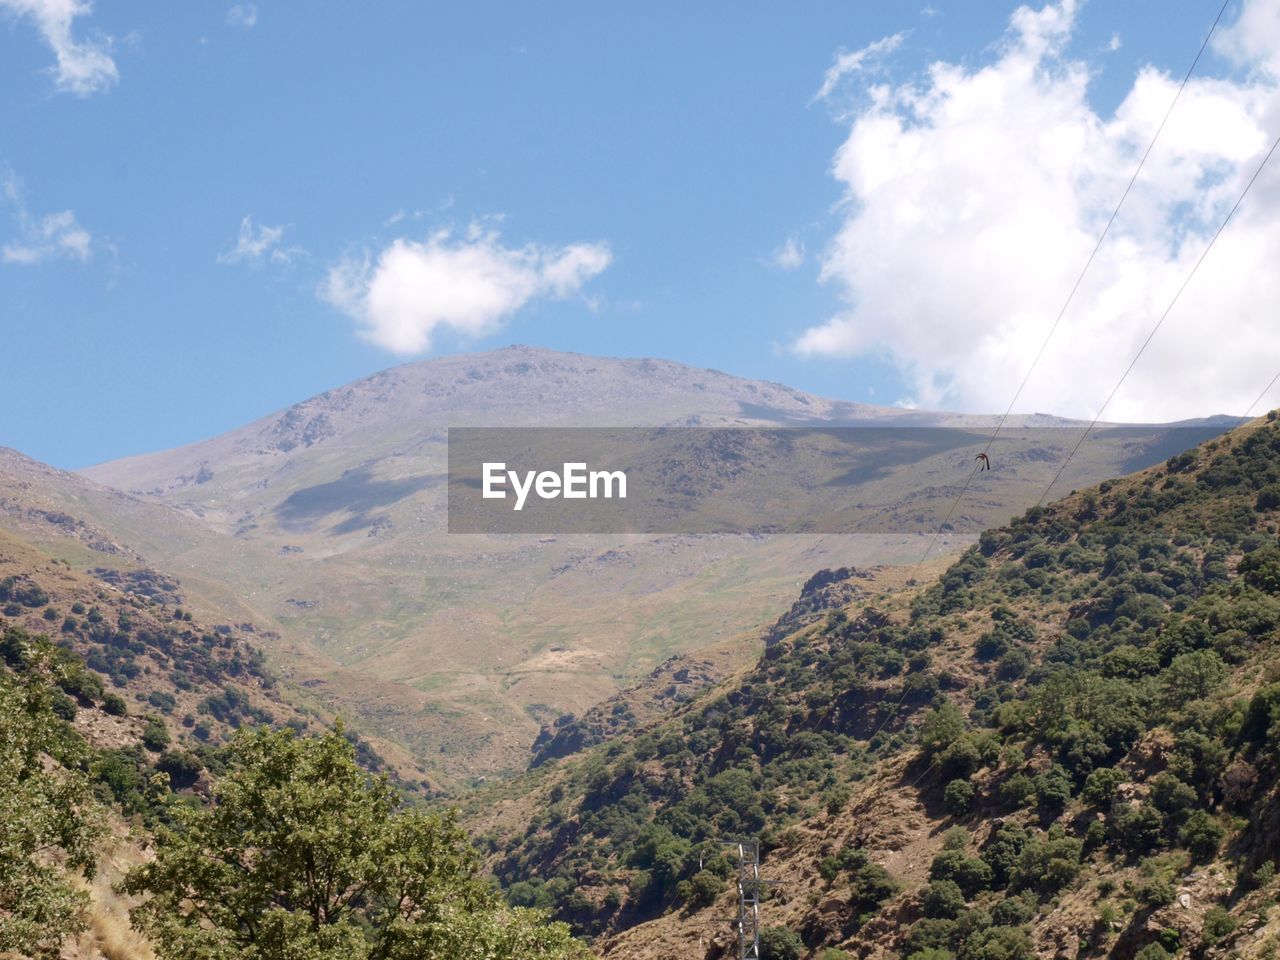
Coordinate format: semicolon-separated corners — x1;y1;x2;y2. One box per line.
3;1;1279;469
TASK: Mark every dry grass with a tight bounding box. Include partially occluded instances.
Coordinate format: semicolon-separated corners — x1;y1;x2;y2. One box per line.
63;834;153;960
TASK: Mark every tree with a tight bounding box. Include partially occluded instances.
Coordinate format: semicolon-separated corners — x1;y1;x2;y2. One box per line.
127;727;587;960
923;879;967;919
944;779;975;816
1180;810;1225;862
759;925;804;960
920;702;966;758
0;649;105;957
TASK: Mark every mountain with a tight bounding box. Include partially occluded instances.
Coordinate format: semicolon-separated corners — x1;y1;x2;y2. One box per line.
463;411;1280;960
34;346;1227;785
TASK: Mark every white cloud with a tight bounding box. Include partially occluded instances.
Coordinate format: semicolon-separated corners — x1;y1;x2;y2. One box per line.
218;216;300;266
814;32;907;103
0;0;117;95
226;3;257;29
1215;0;1280;77
322;228;612;355
769;237;806;270
796;0;1280;422
1;173;93;264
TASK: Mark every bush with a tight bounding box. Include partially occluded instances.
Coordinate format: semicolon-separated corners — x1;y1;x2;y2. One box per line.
959;924;1033;960
1082;768;1126;805
677;870;724;909
991;895;1036;927
101;693;128;717
930;849;993;898
759;925;804;960
155;751;202;791
920;703;966;758
1137;877;1175;908
1111;804;1165;855
141;716;171;752
999;774;1036;811
944;779;975;816
1201;906;1236;945
923;880;967;919
1179;810;1224;862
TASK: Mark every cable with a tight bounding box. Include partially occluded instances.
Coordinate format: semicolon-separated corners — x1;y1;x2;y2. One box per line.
1037;128;1280;507
865;1;1234;747
1236;369;1280;425
906;0;1231;576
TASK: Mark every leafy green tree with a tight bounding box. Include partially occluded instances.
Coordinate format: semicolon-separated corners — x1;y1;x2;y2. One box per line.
920;703;966;758
127;727;587;960
923;879;966;919
142;714;172;752
959;925;1033;960
0;649;105;957
759;925;804;960
1081;767;1126;806
1179;810;1225;862
944;779;975;816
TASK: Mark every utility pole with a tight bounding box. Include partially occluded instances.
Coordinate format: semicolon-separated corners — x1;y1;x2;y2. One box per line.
719;840;764;959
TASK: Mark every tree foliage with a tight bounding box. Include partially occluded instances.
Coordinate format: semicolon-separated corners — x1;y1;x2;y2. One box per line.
0;643;105;957
127;727;586;960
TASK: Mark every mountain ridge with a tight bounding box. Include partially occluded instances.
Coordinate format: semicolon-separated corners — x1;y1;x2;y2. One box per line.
464;410;1280;959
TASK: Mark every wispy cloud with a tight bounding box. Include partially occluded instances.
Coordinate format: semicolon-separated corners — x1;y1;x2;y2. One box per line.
0;0;117;95
2;173;94;264
322;226;612;355
226;3;257;30
768;237;805;270
796;0;1280;422
813;32;906;103
218;216;301;266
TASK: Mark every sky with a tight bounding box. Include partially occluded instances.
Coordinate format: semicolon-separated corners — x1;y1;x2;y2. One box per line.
2;0;1279;469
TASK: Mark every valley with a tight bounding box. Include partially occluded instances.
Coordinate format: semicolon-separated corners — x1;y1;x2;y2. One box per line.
1;347;1231;786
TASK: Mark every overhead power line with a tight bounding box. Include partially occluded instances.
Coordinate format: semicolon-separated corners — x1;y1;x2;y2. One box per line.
906;0;1232;579
1037;128;1280;507
866;2;1237;749
1237;369;1280;425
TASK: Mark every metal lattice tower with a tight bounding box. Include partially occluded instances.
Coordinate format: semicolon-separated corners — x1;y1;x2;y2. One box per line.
720;840;762;959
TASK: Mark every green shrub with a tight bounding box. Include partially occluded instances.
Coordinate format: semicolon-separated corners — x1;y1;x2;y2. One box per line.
758;925;804;960
1082;768;1126;805
930;849;993;898
958;924;1033;960
944;779;975;816
1201;906;1237;945
1179;810;1224;862
923;879;966;920
141;716;171;752
1136;877;1175;908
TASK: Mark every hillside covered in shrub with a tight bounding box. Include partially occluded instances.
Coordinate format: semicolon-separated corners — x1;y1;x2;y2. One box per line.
0;529;562;957
469;413;1280;959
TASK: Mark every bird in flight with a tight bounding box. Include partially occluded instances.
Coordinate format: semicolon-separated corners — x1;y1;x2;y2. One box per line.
975;453;991;471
